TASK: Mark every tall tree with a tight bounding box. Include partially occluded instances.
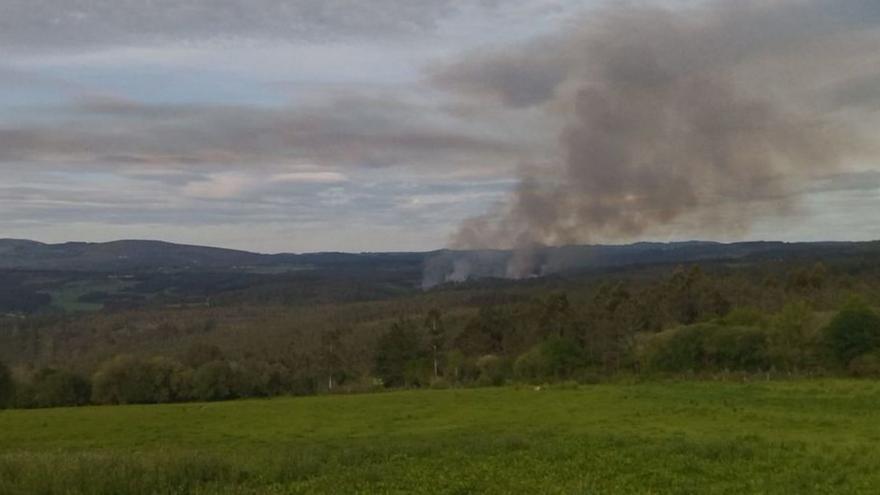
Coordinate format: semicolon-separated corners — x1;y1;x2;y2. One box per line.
455;306;510;356
538;293;574;339
424;310;445;379
374;318;422;388
320;327;346;391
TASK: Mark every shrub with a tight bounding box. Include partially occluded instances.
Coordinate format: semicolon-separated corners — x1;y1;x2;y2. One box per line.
189;360;270;401
238;361;289;397
514;346;546;382
29;368;91;408
514;337;586;382
403;358;432;388
644;325;708;372
644;323;770;372
704;326;768;370
429;377;451;390
541;337;587;378
148;357;193;403
444;350;474;384
575;371;603;385
721;307;768;328
767;301;815;370
0;361;13;408
848;352;880;377
824;306;880;366
476;354;508;386
192;361;236;401
92;355;156;405
92;355;190;405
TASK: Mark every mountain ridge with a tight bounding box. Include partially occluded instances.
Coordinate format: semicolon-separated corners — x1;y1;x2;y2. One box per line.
1;237;877;275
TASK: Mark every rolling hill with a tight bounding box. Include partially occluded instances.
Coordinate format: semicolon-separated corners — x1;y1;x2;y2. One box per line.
1;238;878;314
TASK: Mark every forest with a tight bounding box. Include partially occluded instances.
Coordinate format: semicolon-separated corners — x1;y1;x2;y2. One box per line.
2;246;880;410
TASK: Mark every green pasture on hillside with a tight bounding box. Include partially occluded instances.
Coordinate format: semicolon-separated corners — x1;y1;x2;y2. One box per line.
2;380;880;494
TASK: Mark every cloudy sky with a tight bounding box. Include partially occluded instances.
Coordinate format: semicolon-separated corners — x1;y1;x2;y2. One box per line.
1;0;878;253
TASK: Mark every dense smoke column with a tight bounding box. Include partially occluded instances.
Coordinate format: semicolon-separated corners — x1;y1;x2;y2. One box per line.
435;1;877;280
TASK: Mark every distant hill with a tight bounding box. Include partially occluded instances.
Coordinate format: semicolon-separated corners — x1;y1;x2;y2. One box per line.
0;239;265;271
2;238;878;277
1;238;878;314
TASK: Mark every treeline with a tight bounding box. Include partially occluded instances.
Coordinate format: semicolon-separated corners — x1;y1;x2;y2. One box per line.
368;298;880;388
0;343;314;408
1;301;878;410
2;299;880;409
642;301;880;374
1;263;880;409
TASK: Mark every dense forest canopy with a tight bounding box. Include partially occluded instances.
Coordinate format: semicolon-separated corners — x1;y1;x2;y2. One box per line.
2;239;880;409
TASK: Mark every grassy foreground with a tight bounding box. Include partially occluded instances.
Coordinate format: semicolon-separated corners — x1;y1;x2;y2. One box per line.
2;380;880;494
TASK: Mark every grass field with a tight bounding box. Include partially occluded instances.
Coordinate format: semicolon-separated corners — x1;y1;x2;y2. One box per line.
2;380;880;494
45;279;135;312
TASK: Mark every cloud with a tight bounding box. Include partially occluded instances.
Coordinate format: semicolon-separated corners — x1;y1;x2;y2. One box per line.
0;92;523;172
272;171;348;184
808;171;880;194
0;0;464;53
0;163;508;253
182;174;256;200
182;170;349;200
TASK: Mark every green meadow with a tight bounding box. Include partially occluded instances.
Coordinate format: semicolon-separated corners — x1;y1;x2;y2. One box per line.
2;380;880;494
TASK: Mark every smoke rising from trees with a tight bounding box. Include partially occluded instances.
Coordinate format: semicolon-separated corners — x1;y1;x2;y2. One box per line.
434;0;879;278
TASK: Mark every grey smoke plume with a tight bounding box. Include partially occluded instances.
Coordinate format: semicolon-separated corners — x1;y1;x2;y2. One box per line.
435;0;880;279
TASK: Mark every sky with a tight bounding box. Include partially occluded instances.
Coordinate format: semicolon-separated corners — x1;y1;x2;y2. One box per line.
1;0;878;253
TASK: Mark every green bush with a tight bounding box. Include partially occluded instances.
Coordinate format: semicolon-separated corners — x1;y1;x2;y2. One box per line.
823;306;880;366
767;301;815;370
148;357;193;403
28;368;91;408
644;323;769;372
514;337;586;382
0;361;13;409
848;351;880;377
445;350;468;384
92;355;191;405
192;361;236;401
644;325;708;372
542;337;587;378
92;355;158;405
722;307;768;328
514;346;546;382
704;326;768;370
475;355;509;386
429;377;451;389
